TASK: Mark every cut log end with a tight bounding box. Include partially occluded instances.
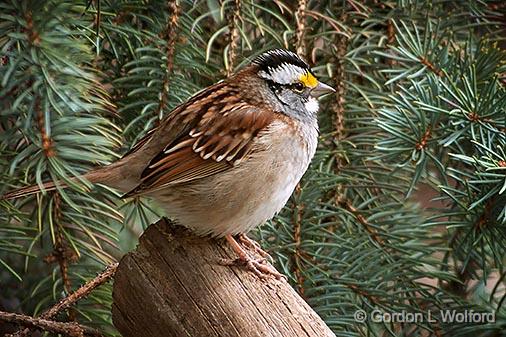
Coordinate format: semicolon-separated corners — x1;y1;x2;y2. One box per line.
112;219;336;337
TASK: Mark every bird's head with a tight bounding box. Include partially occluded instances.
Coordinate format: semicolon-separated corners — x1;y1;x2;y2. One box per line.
251;49;334;120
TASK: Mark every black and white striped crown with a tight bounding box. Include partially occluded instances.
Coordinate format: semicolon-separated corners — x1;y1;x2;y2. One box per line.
253;49;309;74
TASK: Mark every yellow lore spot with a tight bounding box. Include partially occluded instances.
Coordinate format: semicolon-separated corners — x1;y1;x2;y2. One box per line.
299;72;318;88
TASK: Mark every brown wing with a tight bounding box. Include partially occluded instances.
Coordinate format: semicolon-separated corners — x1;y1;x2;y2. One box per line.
123;86;275;197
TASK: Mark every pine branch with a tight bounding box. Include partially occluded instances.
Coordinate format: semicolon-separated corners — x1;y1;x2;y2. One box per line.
330;5;349;205
292;185;305;296
35;95;56;158
48;192;77;320
2;1;505;336
338;199;384;245
295;0;307;57
226;0;241;76
156;0;180;121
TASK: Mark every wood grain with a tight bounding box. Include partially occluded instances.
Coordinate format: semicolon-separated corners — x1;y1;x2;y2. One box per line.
112;219;336;337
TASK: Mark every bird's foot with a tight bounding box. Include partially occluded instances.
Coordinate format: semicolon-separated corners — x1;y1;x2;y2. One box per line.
237;234;272;261
222;235;285;280
220;256;283;280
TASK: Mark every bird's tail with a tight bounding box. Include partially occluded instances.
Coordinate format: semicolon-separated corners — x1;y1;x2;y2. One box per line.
0;168;115;200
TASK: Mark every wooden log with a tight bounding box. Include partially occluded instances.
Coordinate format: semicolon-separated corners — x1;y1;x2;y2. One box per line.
112;219;336;337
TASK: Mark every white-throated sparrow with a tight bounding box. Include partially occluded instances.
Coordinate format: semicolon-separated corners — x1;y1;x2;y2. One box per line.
3;49;334;278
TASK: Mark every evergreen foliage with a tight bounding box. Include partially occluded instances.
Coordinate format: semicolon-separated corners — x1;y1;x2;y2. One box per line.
0;0;504;336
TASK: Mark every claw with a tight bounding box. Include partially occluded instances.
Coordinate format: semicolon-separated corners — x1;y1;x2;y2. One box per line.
223;235;285;280
237;234;272;261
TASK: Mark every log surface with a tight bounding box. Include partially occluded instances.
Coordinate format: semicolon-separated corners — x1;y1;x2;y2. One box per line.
112;219;336;337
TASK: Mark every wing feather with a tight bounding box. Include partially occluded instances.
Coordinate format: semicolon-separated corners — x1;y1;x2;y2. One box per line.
123;90;275;197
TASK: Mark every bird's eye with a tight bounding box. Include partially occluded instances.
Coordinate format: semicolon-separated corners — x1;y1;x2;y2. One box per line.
292;82;305;93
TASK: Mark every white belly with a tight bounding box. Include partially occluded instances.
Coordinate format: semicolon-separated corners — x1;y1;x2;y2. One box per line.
155;120;318;237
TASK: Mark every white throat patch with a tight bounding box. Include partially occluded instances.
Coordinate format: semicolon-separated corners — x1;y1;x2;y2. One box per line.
305;97;319;115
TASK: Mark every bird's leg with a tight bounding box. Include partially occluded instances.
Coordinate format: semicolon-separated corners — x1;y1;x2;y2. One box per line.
223;235;284;280
237;233;272;261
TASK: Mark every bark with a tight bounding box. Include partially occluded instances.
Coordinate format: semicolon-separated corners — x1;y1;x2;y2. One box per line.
112;219;336;337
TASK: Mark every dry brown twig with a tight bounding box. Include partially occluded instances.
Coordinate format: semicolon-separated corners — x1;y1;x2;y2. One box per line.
0;311;103;337
7;263;118;337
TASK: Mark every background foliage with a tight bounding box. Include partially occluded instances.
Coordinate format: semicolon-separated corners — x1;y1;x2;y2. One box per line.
0;0;505;336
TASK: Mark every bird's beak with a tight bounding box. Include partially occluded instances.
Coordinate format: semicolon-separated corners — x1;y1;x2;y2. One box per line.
311;81;335;97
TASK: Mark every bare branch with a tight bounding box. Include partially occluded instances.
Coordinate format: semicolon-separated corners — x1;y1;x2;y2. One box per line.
8;263;118;337
0;311;103;337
